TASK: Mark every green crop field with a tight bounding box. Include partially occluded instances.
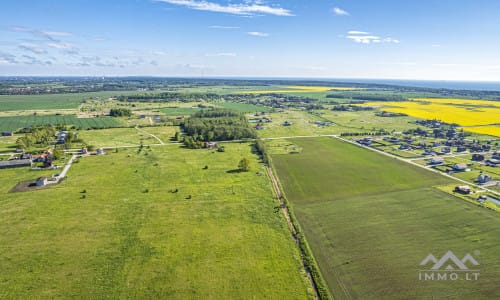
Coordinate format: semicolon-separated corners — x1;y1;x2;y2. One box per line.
216;102;272;113
272;137;500;300
0;91;143;112
159;106;202;116
0;143;311;299
0;115;122;132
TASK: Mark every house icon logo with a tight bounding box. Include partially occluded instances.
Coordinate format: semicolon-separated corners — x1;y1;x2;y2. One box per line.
419;251;480;281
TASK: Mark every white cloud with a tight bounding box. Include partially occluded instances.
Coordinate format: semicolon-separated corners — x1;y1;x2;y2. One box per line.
383;37;400;44
332;7;349;16
155;0;293;16
18;43;48;54
247;31;269;37
47;42;76;49
348;30;369;35
11;26;72;41
205;52;237;57
346;35;381;44
345;31;400;44
209;25;240;29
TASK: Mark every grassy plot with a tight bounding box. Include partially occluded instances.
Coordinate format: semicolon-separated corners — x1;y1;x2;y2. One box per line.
272;137;500;300
77;127;159;147
0;115;122;132
0;143;311;299
216;102;272;113
0;91;141;112
159;106;202;116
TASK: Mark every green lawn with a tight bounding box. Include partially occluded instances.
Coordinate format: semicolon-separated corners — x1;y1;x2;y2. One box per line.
272;137;500;300
0;143;311;299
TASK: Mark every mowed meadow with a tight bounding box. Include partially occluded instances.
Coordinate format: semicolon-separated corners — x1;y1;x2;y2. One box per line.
272;137;500;300
0;143;311;299
362;98;500;137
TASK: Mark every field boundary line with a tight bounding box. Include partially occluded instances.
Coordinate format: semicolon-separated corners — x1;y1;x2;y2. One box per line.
266;164;334;300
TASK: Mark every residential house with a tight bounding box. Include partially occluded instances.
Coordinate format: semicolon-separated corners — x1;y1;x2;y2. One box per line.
452;163;468;172
429;157;444;165
283;121;292;126
96;148;105;155
454;185;471;194
477;174;492;184
472;154;484;161
486;158;500;166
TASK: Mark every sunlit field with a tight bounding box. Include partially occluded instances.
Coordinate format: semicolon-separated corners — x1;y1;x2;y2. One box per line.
244;85;359;94
362;98;500;136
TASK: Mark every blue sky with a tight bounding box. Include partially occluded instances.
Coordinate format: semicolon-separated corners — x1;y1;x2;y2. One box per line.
1;0;500;80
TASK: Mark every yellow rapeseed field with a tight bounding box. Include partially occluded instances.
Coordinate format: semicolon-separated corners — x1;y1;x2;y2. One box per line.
463;126;500;137
244;85;359;94
362;98;500;137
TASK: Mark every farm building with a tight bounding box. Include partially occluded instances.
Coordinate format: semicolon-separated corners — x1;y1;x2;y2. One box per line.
1;131;13;136
454;185;471;194
452;163;468;172
36;177;48;186
477;174;492;184
429;157;444;165
254;124;264;130
0;159;32;169
492;152;500;160
283;121;292;126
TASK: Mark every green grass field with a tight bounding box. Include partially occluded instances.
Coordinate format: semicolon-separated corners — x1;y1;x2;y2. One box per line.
0;91;144;112
0;143;311;299
159;106;202;116
0;115;122;132
77;127;158;147
272;137;500;300
216;102;272;113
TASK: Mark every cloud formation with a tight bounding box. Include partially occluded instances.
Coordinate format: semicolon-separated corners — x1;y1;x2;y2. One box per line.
155;0;293;16
346;31;400;44
247;31;269;37
332;7;349;16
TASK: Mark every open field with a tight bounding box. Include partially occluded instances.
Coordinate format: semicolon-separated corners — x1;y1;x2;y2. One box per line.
361;98;500;136
0;91;144;112
0;143;311;299
216;102;272;113
140;126;178;143
272;137;500;300
244;86;359;94
77;128;159;147
0;115;122;132
159;106;202;116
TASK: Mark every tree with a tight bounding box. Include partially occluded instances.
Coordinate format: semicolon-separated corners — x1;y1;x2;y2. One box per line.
52;149;63;160
238;158;250;172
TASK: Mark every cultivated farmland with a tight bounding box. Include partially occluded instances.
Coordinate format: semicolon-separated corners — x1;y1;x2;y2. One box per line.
0;143;311;299
272;137;500;300
0;115;122;132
